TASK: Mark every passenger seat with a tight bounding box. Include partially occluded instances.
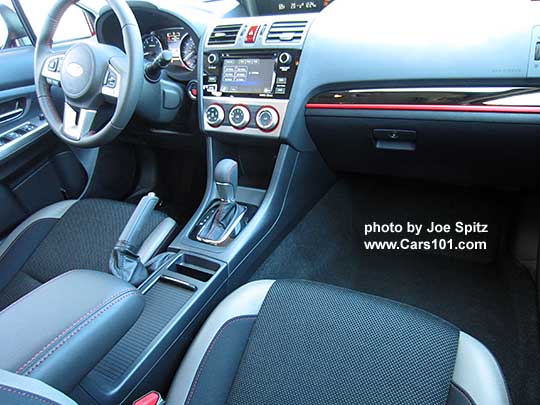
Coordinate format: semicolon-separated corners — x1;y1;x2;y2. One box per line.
169;280;510;405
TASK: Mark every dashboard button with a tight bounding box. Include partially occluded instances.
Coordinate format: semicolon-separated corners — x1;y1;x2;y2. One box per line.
245;25;260;43
276;77;288;85
229;105;251;129
279;52;292;65
205;104;225;127
187;80;198;100
207;53;219;65
256;107;279;132
275;85;287;95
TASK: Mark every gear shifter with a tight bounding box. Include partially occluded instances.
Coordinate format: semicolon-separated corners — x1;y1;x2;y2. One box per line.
196;159;247;246
215;159;238;202
110;192;159;286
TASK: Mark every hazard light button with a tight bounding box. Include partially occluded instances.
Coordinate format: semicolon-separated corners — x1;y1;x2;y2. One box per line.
245;25;260;43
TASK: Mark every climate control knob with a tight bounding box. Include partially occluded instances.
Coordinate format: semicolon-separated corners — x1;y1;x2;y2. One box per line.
256;107;279;131
205;104;225;127
229;105;251;129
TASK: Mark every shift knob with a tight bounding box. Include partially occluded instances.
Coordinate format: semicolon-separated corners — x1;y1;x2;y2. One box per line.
215;159;238;202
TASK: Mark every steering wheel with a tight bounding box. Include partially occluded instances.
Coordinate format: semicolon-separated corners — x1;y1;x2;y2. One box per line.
34;0;143;148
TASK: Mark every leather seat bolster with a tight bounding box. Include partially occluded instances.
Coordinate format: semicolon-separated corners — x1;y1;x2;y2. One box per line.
167;280;275;404
0;369;76;405
450;332;511;405
0;270;144;394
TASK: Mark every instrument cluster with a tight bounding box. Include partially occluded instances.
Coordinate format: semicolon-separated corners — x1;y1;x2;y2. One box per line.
143;27;198;72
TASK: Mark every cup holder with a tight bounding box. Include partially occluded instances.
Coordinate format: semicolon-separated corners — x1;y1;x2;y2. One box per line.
172;254;221;283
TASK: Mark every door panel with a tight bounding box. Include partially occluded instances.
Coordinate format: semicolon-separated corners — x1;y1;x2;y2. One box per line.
0;44;86;238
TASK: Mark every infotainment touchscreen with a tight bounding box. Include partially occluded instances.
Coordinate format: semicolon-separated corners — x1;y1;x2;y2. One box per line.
220;58;276;95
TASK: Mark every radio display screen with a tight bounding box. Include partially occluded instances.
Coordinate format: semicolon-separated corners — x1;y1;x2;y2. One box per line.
257;0;333;15
220;58;276;95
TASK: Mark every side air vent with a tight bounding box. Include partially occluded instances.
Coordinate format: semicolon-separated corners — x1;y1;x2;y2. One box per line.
208;24;242;46
266;21;308;43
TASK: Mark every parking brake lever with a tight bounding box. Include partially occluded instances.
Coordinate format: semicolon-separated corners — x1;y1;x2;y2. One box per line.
110;193;160;286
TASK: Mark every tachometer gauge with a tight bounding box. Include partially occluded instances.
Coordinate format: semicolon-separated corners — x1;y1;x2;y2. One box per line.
142;34;163;61
180;35;198;71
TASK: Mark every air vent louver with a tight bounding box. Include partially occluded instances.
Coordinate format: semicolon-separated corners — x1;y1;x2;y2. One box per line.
208;24;242;46
266;21;308;43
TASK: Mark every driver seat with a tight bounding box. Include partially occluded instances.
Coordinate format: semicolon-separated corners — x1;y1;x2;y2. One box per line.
0;198;176;310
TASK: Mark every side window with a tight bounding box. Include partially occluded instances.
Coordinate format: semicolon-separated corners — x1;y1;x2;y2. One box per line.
18;0;94;44
0;0;31;50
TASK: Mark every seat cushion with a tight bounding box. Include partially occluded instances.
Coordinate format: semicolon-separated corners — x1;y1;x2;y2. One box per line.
169;280;511;405
0;199;173;310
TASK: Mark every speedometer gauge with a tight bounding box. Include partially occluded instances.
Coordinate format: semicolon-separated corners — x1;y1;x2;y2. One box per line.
142;34;163;61
180;35;197;71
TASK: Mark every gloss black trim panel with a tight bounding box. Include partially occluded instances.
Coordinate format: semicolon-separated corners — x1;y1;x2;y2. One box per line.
306;87;540;113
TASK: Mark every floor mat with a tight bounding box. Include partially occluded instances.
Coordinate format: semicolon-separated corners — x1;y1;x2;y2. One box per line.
252;177;540;405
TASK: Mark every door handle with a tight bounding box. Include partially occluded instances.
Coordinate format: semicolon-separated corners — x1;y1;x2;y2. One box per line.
0;98;25;124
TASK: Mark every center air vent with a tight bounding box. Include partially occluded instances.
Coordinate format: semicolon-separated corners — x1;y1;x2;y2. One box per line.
208;24;242;46
266;21;308;43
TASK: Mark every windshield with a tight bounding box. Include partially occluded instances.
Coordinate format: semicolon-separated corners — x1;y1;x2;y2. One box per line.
79;0;235;14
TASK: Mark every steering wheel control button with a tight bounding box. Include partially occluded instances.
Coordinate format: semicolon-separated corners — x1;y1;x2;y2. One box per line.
279;52;293;65
256;107;279;131
205;104;225;127
104;70;117;88
207;53;219;65
48;58;59;72
229;105;251;129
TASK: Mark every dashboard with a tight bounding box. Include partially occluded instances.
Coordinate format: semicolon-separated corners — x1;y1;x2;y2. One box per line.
91;0;540;188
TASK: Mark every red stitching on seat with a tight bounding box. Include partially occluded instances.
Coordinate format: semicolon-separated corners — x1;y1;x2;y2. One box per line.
0;385;57;404
16;289;137;374
23;292;138;376
185;315;256;405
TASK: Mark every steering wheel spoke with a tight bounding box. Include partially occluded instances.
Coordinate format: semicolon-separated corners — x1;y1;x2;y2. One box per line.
102;55;128;101
41;53;65;87
63;102;97;141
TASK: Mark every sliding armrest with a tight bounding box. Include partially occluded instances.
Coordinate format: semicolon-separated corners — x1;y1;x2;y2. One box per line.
0;270;144;394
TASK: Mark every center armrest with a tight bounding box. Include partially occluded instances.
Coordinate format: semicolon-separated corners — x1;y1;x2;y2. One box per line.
0;270;144;394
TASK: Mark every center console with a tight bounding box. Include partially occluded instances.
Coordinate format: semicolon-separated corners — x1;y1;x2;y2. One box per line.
201;15;315;138
74;12;334;405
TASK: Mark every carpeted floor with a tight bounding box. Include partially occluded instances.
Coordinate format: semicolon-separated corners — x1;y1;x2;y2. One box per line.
252;177;540;405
